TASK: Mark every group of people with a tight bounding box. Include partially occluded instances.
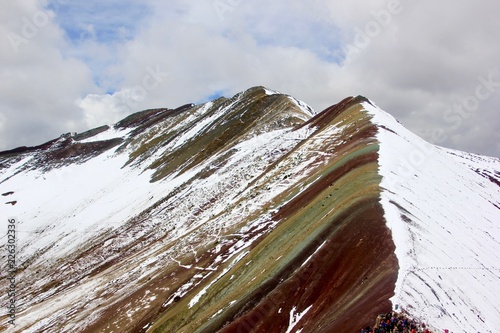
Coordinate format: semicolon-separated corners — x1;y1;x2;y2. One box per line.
360;311;432;333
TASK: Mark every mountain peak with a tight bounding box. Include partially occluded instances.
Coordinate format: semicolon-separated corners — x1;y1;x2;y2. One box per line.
0;89;498;333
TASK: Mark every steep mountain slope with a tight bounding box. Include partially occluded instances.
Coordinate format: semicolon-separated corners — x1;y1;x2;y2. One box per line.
367;103;500;332
0;87;498;332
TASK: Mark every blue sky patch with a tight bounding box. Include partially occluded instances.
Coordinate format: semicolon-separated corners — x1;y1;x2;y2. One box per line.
197;90;227;104
246;13;344;64
46;0;152;44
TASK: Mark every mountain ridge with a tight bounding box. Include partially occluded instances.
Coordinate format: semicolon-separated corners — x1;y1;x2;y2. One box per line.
0;87;498;332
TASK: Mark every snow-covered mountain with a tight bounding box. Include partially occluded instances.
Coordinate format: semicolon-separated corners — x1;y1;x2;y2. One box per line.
0;86;498;332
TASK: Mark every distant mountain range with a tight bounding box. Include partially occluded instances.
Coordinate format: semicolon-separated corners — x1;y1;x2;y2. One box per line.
1;86;499;332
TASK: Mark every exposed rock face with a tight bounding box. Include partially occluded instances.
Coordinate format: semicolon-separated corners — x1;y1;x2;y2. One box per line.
0;87;498;333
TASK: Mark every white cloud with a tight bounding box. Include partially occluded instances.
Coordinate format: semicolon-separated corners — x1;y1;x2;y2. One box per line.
77;92;128;128
0;0;95;149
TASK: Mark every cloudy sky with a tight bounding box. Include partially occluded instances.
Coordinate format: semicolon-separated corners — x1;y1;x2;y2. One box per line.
1;0;499;157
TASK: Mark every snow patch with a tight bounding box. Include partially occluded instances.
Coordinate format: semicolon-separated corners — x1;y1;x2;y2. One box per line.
364;101;500;332
286;305;312;333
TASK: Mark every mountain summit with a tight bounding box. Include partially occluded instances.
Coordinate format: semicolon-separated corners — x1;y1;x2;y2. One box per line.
1;87;499;332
